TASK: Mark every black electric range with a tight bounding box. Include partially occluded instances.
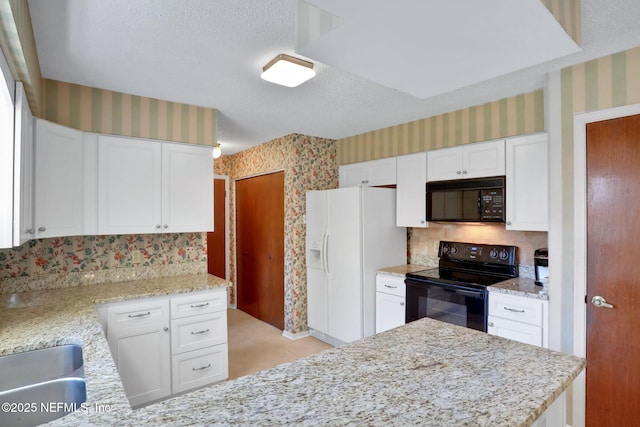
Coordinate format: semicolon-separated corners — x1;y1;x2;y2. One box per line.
405;241;519;332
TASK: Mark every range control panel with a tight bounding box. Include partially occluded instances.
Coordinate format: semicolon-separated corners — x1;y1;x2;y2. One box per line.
438;241;518;265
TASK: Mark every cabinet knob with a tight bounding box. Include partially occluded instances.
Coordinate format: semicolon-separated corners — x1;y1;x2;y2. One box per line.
420;220;425;224
400;302;405;306
456;171;462;175
26;228;35;235
164;327;169;332
163;224;168;229
462;170;468;174
488;321;494;327
38;226;46;232
156;224;161;229
506;221;512;225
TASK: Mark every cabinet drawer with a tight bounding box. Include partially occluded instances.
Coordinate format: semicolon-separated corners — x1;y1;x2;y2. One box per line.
171;312;227;355
107;298;170;330
488;316;543;347
170;290;226;319
488;293;543;326
172;344;228;394
375;275;406;297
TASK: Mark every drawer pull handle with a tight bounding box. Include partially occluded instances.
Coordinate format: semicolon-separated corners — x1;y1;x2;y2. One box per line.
192;364;211;372
190;302;210;308
191;329;210;335
384;284;398;289
128;311;151;318
503;307;525;313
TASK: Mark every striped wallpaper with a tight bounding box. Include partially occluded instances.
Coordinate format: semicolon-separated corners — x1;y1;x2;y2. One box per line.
541;0;581;45
337;90;544;165
42;79;217;146
0;0;42;115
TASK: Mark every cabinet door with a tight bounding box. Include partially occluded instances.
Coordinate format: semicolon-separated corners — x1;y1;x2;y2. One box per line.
506;134;548;231
339;162;369;187
109;321;171;407
339;158;396;187
161;143;213;233
13;82;34;246
375;292;406;333
487;315;543;347
462;139;505;178
396;152;427;227
34;119;85;238
98;135;162;234
367;157;397;186
427;146;462;181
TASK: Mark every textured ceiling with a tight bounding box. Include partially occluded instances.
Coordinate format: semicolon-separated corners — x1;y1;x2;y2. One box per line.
28;0;640;155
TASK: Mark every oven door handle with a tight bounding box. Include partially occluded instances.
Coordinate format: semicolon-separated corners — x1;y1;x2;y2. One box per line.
443;287;485;298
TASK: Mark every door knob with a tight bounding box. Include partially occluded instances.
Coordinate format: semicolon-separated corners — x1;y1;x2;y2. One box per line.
591;296;614;309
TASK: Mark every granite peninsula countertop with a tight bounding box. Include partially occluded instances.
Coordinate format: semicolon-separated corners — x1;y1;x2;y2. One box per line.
0;273;583;426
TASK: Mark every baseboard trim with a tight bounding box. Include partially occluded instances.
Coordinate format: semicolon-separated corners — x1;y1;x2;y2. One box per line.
282;330;310;340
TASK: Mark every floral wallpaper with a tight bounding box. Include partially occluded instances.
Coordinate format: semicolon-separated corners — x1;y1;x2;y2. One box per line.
0;233;206;283
221;133;338;335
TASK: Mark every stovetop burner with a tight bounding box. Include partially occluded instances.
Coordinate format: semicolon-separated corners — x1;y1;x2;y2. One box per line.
406;268;511;289
406;241;519;289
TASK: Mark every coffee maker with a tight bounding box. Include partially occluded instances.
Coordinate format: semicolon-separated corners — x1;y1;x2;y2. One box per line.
534;248;548;286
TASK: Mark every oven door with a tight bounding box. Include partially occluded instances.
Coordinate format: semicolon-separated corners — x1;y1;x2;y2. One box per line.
405;279;487;332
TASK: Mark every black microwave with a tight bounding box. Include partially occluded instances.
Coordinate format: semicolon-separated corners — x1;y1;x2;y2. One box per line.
426;176;505;222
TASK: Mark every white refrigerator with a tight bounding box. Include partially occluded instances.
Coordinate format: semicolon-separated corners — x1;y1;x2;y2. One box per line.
306;186;407;345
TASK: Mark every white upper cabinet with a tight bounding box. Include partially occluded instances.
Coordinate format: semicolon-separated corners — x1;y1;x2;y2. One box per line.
339;157;396;187
161;143;214;233
34;119;92;239
396;152;427;227
98;136;163;235
12;82;34;246
98;135;213;235
505;133;548;231
427;139;505;181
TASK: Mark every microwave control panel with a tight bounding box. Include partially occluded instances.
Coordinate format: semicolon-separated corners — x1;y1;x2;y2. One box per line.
481;189;504;220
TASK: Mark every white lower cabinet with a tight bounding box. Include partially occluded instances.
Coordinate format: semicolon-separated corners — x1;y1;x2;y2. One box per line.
375;274;406;333
100;288;228;407
487;292;548;348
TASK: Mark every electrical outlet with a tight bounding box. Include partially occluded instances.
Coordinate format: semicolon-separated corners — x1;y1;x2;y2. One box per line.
187;247;197;259
131;250;144;264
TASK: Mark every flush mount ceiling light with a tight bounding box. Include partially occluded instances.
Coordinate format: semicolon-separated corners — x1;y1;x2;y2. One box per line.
213;143;222;159
260;54;316;87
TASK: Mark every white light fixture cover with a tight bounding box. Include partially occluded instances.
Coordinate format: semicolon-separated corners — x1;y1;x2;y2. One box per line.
213;143;222;159
260;54;316;87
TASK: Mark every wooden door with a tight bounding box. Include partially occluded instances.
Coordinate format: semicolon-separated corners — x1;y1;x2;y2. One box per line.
207;178;226;278
586;114;640;426
235;172;284;330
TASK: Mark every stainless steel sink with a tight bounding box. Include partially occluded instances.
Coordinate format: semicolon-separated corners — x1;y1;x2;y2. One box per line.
0;378;87;426
0;344;84;392
0;345;86;426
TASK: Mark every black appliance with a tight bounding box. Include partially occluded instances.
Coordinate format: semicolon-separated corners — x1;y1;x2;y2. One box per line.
534;248;549;286
426;176;505;222
405;241;519;332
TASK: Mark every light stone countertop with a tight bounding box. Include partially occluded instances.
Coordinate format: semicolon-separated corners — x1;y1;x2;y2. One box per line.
0;273;583;426
377;264;430;277
488;277;549;300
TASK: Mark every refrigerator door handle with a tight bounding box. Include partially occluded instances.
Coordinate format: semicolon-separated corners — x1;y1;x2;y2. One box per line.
321;232;329;274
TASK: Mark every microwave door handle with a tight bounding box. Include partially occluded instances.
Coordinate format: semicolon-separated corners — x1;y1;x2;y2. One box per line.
477;190;482;218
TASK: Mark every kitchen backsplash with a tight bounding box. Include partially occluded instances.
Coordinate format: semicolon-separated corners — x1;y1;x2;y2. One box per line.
0;233;206;294
408;224;547;279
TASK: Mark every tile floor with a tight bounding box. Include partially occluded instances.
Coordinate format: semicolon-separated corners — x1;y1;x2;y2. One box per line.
227;308;333;380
